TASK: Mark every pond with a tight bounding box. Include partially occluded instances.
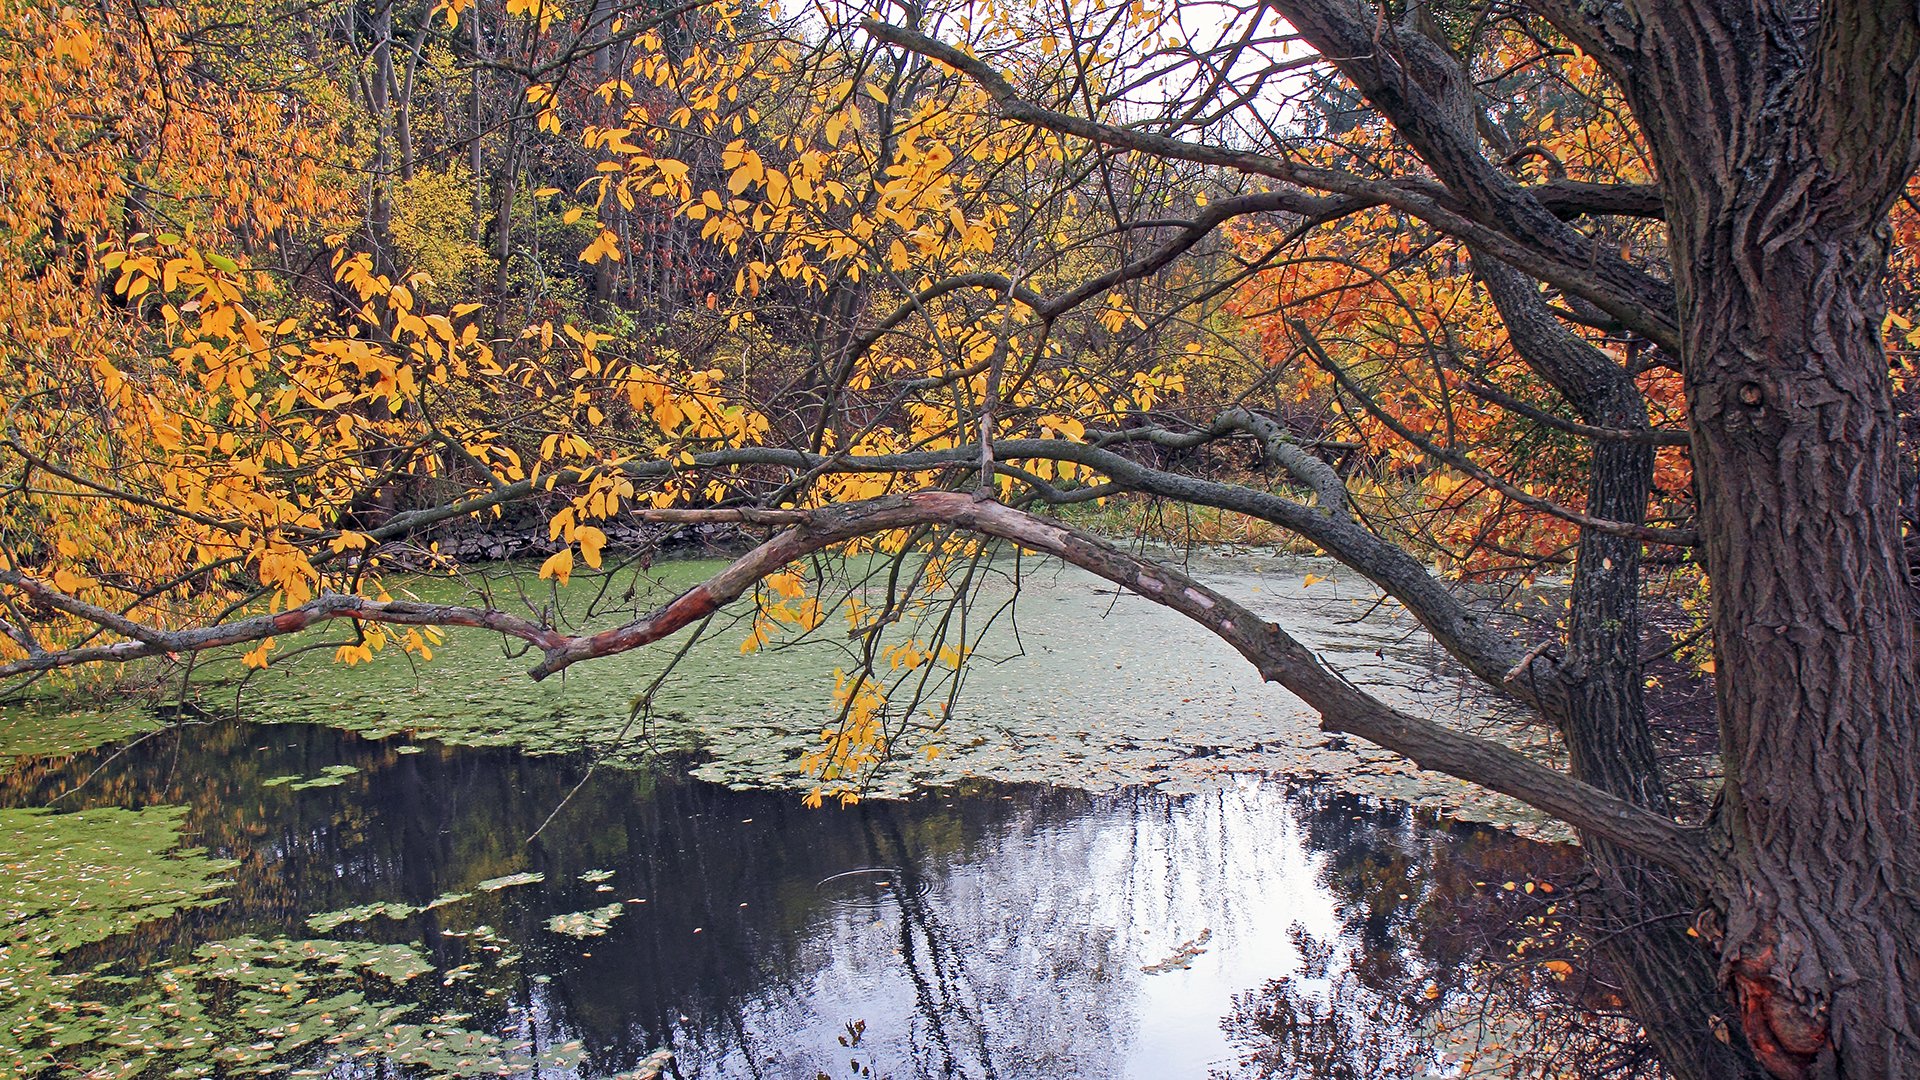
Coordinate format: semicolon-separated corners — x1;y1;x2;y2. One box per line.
236;551;1557;831
1;722;1575;1079
0;551;1584;1077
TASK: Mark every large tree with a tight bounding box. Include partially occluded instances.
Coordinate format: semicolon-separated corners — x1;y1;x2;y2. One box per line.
866;3;1920;1073
4;1;1919;1077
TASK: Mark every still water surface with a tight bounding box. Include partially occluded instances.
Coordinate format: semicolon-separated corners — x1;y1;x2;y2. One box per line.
0;720;1569;1078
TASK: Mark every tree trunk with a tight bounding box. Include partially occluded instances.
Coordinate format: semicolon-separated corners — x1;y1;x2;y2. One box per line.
1679;206;1920;1079
1527;3;1920;1071
1568;434;1765;1080
397;19;429;183
368;0;395;270
468;5;485;245
1478;251;1766;1078
1598;3;1920;1067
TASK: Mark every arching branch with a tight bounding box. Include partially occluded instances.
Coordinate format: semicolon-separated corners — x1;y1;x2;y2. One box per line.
860;19;1680;352
0;491;1709;882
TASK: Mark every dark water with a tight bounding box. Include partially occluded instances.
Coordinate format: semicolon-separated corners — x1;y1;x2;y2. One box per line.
0;721;1575;1078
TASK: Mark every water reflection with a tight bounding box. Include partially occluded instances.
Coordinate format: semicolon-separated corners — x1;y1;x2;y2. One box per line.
0;721;1573;1078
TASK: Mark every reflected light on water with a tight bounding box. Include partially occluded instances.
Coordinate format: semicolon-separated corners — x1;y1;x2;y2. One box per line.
0;720;1574;1078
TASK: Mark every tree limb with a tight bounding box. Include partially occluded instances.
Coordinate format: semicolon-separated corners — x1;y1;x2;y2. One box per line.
0;492;1710;882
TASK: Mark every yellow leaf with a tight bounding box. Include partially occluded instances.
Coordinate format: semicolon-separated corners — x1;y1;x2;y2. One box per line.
576;525;607;568
242;638;276;669
539;548;574;585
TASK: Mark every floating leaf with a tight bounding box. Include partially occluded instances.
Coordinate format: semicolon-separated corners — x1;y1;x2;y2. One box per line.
544;902;625;938
474;871;544;892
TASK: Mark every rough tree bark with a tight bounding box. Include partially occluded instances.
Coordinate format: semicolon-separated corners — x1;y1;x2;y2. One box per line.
1532;1;1920;1075
1680;163;1920;1080
1480;255;1765;1078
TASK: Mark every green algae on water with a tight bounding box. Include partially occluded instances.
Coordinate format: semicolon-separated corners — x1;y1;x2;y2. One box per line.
232;553;1566;836
0;703;163;758
0;805;585;1078
545;902;625;938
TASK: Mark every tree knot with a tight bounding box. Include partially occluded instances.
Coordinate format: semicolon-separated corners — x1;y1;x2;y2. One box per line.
1728;942;1831;1078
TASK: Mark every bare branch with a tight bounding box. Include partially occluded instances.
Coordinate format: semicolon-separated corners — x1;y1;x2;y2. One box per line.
1293;321;1698;547
860;20;1680;352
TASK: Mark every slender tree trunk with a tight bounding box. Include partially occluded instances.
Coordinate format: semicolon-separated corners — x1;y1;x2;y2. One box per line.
368;0;395;270
492;137;517;301
397;19;429;183
1478;253;1765;1078
1568;432;1765;1080
468;5;486;246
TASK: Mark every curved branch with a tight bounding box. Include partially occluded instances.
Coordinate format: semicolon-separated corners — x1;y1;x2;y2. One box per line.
15;434;1562;720
613;440;1561;709
0;492;1709;881
860;20;1680;352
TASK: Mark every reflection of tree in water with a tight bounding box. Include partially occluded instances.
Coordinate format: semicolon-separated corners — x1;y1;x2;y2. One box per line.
865;806;1002;1079
3;724;1624;1079
1218;956;1434;1078
0;722;1078;1077
1215;787;1662;1079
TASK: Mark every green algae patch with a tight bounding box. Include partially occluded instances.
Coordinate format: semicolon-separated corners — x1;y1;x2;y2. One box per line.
474;870;545;892
304;900;426;932
0;804;235;1075
0;805;584;1078
0;805;235;956
261;764;360;791
232;553;1565;837
545;902;625;938
0;703;163;758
